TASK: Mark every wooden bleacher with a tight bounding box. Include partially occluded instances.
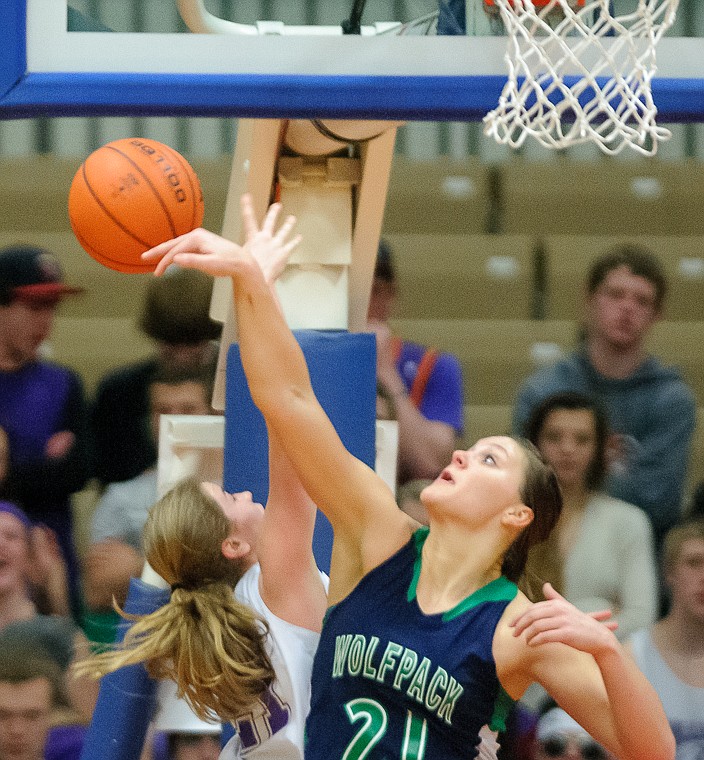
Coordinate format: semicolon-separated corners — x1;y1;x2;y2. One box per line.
383;233;535;319
49;317;154;395
390;316;704;491
460;404;513;448
499;162;704;237
0;231;152;320
389;316;704;407
648;321;704;402
381;158;491;236
0;156;231;235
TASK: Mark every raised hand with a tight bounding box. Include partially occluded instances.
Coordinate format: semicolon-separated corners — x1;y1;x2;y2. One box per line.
510;583;618;656
142;194;301;279
241;195;301;285
368;318;406;398
142;225;245;277
26;525;71;616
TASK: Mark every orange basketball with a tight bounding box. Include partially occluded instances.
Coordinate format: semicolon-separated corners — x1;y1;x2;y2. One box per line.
68;138;204;273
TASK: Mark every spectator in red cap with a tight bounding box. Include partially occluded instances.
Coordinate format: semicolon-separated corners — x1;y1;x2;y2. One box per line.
0;245;91;621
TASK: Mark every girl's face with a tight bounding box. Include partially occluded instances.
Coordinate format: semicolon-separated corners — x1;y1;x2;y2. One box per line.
422;436;528;525
200;482;264;551
0;513;30;594
536;408;597;492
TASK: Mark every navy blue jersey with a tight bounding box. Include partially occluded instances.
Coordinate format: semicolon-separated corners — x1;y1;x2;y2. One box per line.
305;528;517;760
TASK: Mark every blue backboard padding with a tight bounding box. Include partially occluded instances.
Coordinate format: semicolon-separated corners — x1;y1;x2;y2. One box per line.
496;75;704;125
2;70;704;122
2;69;704;123
224;331;377;574
5;0;704;122
0;71;509;121
650;78;704;123
80;580;170;760
0;0;25;102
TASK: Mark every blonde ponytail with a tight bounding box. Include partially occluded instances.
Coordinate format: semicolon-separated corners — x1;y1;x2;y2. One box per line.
75;478;275;722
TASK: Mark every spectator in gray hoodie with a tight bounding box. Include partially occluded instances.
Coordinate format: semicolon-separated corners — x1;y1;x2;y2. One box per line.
513;244;695;552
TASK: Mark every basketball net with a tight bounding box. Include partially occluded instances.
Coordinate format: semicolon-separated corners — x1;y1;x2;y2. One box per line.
483;0;680;155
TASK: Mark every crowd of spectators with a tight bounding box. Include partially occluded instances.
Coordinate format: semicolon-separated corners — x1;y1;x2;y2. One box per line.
0;245;220;758
0;235;702;759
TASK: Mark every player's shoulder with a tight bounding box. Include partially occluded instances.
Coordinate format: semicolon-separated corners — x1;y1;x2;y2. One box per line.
492;590;537;695
493;590;533;650
502;588;533;619
529;352;579;385
590;493;652;530
433;349;462;372
19;359;84;390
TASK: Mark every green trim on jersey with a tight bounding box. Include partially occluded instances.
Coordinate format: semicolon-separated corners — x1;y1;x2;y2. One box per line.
488;687;515;733
406;527;518;622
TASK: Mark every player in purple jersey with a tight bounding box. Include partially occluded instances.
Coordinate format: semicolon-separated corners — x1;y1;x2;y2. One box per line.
76;220;326;760
143;195;675;760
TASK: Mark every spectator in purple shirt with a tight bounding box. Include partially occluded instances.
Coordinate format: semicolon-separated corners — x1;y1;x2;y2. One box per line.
0;245;91;619
367;240;464;489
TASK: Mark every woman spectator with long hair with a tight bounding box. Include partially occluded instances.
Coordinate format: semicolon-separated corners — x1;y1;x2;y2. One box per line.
524;391;658;640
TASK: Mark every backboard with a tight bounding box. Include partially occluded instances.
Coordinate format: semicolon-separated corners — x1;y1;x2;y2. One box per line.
2;0;704;122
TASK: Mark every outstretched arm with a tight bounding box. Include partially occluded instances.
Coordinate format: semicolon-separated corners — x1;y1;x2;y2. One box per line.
497;584;674;760
143;196;414;600
258;427;327;630
245;236;326;630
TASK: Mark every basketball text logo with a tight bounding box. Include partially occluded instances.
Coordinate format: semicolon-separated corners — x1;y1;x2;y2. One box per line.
130;138;188;203
332;634;464;725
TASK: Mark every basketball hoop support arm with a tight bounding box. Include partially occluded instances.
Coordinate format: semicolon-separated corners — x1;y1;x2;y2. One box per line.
208;118;399;410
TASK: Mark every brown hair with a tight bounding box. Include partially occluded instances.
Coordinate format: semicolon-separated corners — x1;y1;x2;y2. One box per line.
75;478;274;722
0;426;9;480
374;239;396;284
662;517;704;577
525;391;609;491
0;644;65;708
501;438;563;589
139;268;221;345
149;362;215;406
586;244;667;312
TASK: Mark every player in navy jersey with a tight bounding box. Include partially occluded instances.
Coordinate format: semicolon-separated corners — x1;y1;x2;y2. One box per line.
143;196;675;760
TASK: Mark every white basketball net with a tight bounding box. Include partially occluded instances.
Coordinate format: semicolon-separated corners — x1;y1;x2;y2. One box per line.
483;0;679;155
